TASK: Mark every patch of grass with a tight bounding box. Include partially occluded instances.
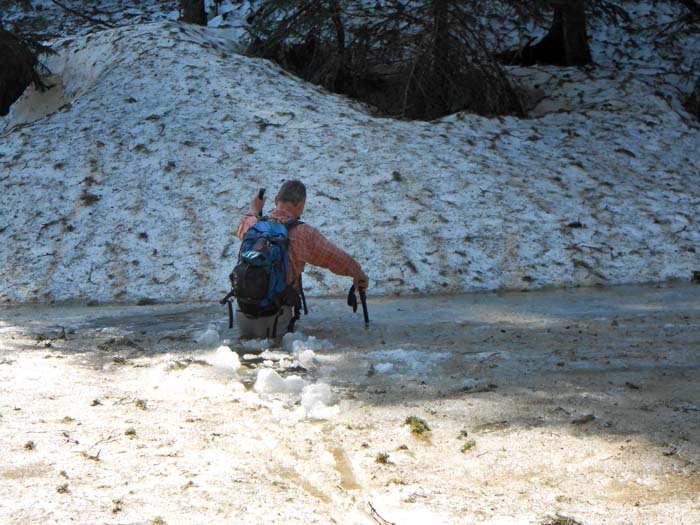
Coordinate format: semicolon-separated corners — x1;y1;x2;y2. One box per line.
135;399;148;410
24;440;36;451
404;416;430;435
62;416;75;423
460;439;476;453
125;427;137;437
56;483;69;494
375;452;391;464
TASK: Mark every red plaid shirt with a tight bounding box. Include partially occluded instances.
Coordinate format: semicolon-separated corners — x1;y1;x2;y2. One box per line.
237;209;363;286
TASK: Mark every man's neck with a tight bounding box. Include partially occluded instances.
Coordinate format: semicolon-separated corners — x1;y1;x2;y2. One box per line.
276;201;304;218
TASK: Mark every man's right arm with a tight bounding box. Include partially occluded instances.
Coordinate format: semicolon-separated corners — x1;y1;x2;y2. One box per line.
236;192;265;239
236;214;259;239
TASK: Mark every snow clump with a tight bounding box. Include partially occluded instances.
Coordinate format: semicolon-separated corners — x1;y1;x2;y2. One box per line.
207;345;241;372
374;362;395;374
254;368;308;394
300;383;339;420
240;338;273;353
282;333;332;352
194;323;220;347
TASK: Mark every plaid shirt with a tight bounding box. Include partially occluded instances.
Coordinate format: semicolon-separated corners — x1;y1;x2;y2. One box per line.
237;209;363;286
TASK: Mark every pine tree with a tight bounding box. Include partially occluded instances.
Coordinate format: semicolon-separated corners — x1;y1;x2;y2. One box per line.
246;0;525;119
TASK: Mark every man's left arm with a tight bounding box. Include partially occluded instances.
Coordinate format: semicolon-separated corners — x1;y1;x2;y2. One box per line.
298;226;368;290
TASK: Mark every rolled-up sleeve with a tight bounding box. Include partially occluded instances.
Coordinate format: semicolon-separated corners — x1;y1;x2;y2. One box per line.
296;226;362;277
236;214;259;239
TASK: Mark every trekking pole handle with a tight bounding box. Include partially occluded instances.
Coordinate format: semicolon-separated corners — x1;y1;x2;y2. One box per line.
256;188;266;217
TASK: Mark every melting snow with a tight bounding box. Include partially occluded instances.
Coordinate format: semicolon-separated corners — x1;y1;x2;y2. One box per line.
1;5;698;303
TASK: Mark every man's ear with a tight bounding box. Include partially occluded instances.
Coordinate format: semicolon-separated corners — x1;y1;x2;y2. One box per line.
274;196;279;206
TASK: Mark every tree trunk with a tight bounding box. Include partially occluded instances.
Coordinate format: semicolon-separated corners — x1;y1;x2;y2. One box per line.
685;77;700;117
516;0;592;66
329;0;345;52
432;0;450;106
181;0;206;25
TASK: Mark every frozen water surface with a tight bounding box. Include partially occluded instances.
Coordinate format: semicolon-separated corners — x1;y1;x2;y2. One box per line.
2;282;699;385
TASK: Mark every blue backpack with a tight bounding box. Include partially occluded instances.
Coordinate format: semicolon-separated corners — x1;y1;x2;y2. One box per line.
221;218;303;327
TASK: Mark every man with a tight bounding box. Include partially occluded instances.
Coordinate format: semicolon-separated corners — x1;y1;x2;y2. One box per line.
235;180;369;339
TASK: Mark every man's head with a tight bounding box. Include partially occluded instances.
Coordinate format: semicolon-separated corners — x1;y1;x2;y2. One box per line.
275;180;306;217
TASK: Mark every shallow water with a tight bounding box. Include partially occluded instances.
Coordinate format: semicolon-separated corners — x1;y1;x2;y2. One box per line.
2;282;699;384
2;281;698;343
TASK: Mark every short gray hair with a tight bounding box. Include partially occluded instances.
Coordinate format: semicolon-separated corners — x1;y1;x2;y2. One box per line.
277;180;306;205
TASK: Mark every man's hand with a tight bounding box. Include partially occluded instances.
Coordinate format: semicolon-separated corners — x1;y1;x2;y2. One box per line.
354;271;369;292
250;191;265;215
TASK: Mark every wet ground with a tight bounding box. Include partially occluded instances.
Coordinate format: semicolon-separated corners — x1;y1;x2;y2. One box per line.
1;283;699;524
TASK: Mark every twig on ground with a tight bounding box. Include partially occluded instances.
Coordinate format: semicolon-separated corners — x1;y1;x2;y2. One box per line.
368;501;397;525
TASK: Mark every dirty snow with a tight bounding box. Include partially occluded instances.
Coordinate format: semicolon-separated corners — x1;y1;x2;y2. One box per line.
1;1;699;303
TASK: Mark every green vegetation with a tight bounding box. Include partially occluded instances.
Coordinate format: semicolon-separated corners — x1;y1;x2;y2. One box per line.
460;439;476;453
405;416;430;435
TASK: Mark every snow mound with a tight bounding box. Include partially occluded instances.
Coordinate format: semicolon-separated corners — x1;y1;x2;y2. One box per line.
1;19;699;304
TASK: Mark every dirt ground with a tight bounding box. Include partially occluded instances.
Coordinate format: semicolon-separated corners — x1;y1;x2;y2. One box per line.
1;283;699;525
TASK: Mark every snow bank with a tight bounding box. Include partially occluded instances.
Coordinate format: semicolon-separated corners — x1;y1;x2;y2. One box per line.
1;16;699;304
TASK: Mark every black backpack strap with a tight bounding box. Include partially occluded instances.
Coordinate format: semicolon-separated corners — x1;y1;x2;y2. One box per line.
285;218;304;230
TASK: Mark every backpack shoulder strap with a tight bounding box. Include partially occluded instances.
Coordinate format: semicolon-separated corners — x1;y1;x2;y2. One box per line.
285;219;304;231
